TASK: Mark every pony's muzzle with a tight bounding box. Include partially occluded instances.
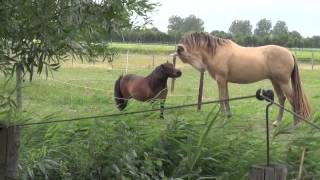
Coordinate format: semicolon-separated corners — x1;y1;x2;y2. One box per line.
169;69;182;78
176;70;182;77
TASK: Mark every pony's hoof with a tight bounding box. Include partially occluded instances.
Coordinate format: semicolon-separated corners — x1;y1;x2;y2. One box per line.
222;113;232;118
160;115;164;119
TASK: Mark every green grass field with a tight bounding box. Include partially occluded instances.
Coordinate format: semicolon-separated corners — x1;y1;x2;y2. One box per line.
1;54;320;179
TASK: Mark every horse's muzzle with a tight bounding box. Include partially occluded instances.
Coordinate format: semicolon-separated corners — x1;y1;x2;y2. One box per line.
175;70;182;77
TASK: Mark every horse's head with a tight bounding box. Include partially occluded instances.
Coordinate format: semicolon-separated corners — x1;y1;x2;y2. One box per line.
173;32;227;72
156;62;182;78
175;44;207;72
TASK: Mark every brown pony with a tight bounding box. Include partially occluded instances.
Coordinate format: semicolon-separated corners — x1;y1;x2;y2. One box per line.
173;32;311;126
114;63;182;118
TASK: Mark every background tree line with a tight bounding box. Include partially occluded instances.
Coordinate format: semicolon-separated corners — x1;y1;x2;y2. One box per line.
111;15;320;48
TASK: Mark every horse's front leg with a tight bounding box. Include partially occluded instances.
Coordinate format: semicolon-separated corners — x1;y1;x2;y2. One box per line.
217;78;232;117
225;83;231;117
160;99;165;119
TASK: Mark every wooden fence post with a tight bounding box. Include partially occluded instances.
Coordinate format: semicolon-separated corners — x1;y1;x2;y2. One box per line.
152;55;155;68
312;52;314;70
249;165;287;180
197;71;204;111
170;55;176;93
0;124;21;180
125;50;129;74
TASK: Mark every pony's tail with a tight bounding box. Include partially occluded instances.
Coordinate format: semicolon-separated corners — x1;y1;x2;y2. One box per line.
291;55;311;121
114;76;127;111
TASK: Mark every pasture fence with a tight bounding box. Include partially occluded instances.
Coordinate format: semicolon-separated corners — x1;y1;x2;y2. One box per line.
38;76;210;102
63;48;320;74
100;46;320;72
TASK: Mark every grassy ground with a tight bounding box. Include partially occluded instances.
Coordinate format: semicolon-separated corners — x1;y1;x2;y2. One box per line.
1;54;320;179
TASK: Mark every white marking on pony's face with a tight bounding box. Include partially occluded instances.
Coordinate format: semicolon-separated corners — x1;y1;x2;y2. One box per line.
176;44;206;72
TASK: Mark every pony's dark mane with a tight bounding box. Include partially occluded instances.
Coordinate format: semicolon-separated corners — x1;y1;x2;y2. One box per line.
180;32;228;55
147;65;168;91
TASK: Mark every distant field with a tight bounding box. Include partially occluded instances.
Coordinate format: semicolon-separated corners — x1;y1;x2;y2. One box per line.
110;42;320;62
110;42;176;54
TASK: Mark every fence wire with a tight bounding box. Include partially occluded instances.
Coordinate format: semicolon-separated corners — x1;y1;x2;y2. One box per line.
0;94;256;127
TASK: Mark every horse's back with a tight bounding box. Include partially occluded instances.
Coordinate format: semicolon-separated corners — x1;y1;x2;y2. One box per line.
120;74;153;101
260;45;295;80
221;43;294;83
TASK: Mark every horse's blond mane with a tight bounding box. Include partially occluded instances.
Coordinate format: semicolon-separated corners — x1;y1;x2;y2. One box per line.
180;32;228;55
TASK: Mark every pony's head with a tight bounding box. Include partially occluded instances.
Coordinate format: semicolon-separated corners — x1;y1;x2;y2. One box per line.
155;62;182;78
174;32;227;72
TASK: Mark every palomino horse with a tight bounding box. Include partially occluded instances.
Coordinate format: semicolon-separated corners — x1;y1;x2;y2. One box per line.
173;32;311;126
114;63;182;118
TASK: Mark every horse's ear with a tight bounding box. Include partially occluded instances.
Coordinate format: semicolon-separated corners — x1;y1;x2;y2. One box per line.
177;44;185;54
166;60;169;63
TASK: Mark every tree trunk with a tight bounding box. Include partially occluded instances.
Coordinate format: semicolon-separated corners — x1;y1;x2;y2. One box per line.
0;125;21;180
29;65;33;82
16;66;22;112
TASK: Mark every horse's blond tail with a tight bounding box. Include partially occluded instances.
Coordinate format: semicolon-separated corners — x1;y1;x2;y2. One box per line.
291;56;311;121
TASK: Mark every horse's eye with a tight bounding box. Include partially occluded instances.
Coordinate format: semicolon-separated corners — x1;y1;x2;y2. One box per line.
177;45;184;54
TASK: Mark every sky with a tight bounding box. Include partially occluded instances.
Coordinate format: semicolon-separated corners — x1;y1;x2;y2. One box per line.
148;0;320;37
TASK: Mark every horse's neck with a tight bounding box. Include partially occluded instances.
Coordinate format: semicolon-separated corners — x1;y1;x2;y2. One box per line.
146;73;168;91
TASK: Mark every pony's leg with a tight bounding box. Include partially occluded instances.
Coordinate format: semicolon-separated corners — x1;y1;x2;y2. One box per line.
217;78;231;117
280;82;298;124
160;99;165;119
271;81;286;127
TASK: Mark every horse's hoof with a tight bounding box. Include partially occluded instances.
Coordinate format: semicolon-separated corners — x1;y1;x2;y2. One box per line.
272;122;279;127
227;114;232;118
160;116;164;119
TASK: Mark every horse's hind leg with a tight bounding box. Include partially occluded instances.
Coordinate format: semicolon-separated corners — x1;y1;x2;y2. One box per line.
271;81;286;127
279;82;298;124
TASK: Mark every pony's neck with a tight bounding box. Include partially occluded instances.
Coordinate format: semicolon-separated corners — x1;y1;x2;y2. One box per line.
147;72;168;91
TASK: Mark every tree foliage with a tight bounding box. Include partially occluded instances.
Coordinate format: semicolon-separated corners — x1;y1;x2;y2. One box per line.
273;20;289;35
110;16;320;48
167;14;204;41
0;0;157;79
254;18;272;36
229;20;252;36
